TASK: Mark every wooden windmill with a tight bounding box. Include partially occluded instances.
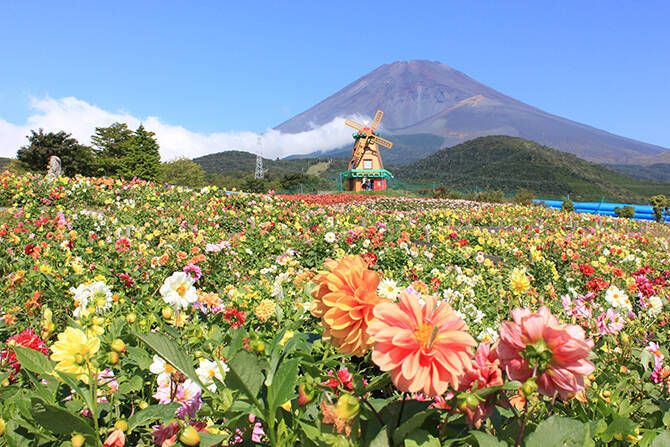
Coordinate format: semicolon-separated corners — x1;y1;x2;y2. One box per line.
341;110;394;192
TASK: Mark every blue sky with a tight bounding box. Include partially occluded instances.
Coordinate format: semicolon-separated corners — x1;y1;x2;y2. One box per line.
1;1;668;159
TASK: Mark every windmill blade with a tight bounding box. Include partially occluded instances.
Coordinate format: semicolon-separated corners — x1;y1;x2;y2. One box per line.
371;110;383;129
345;119;364;131
372;136;393;148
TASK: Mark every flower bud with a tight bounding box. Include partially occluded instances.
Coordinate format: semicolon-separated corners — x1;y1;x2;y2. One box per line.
162;307;174;320
522;379;538;396
298;384;315;407
108;352;119;365
71;434;86;447
335;394;360;419
179;425;200;446
111;339;126;353
0;418;5;435
114;420;128;432
126;313;136;324
138;401;149;410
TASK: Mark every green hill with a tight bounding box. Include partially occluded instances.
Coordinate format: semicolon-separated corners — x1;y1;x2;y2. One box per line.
605;163;670;182
394;136;670;203
192;151;351;178
0;157;12;171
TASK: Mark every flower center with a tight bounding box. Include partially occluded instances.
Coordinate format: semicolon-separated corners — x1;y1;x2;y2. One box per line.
520;338;553;374
176;284;187;296
414;323;439;351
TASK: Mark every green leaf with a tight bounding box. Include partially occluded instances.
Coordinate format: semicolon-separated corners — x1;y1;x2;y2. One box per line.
403;429;440;447
369;428;391;447
127;403;181;430
501;380;522;391
118;375;143;394
30;398;97;436
601;415;635;442
525;416;591;447
393;411;432;445
663;411;670;428
134;331;211;396
366;373;391;393
126;346;152;369
268;358;298;412
12;346;54;375
225;350;266;412
56;371;97;418
199;431;229;446
470;431;509;447
650;431;670;447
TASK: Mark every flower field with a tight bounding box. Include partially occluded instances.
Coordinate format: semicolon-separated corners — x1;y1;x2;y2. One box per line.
0;171;669;446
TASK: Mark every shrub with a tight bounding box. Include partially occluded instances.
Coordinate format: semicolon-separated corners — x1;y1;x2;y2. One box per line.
513;188;536;206
561;198;575;212
614;206;635;219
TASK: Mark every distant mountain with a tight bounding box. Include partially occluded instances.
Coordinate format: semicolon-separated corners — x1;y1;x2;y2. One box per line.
394;136;670;203
192;150;350;178
606;163;670;182
276;60;667;164
284;134;444;166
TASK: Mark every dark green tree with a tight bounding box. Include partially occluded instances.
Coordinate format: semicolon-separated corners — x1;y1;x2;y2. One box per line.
649;194;669;223
91;122;134;176
16;129;94;176
119;124;161;181
158;158;206;187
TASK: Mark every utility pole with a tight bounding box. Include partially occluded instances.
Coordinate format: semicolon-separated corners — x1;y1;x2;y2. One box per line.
254;135;264;179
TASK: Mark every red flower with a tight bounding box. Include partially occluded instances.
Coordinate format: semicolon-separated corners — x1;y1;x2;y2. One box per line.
115;238;131;253
0;329;49;380
222;307;246;328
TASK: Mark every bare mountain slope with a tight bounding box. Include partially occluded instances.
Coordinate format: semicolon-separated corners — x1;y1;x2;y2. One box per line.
275;60;666;164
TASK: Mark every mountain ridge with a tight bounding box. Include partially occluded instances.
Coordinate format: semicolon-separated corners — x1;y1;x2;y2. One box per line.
275;60;666;164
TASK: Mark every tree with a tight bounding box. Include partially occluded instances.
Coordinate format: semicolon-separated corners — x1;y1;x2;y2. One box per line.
91;122;134;177
158;158;206;187
16;129;94;176
649;195;669;223
119;125;161;181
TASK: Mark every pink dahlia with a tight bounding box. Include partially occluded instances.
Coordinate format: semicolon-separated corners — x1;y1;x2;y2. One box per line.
367;289;476;397
497;306;594;399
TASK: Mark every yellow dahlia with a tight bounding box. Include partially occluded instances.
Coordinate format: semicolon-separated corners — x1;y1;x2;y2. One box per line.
311;255;387;356
50;327;100;379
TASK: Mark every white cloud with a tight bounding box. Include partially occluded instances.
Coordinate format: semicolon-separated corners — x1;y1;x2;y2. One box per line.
0;96;365;161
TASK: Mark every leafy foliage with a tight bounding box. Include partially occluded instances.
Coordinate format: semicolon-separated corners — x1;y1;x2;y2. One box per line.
16;129;95;176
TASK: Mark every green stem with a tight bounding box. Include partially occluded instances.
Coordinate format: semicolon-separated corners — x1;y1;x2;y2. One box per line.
395;393;406;430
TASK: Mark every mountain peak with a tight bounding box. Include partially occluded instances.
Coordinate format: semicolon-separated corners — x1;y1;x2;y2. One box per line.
274;61;667;163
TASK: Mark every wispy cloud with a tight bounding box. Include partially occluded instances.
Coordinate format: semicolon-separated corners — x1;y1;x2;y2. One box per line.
0;96;364;160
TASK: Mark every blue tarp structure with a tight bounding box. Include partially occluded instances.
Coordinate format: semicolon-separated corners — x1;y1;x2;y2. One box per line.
537;198;669;222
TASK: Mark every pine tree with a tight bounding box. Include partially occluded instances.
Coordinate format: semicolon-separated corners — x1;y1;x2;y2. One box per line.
120;124;161;181
91;122;134;177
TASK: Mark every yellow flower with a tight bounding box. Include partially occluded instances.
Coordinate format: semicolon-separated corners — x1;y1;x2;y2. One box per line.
50;327;100;380
279;330;295;346
255;299;276;322
509;268;531;295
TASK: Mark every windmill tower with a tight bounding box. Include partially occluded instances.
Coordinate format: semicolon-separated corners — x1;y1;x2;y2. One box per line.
340;110;394;192
254;135;264;179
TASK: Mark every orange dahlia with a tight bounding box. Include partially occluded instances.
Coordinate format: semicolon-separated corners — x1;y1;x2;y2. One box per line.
367;290;476;397
311;255;386;356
